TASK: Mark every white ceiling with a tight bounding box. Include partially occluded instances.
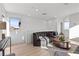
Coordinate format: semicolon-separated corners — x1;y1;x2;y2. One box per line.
3;3;79;20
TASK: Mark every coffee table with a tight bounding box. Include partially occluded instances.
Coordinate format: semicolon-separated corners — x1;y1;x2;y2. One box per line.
53;37;71;50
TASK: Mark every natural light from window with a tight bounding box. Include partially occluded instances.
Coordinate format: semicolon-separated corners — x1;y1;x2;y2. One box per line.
64;21;70;30
9;17;20;29
69;25;79;39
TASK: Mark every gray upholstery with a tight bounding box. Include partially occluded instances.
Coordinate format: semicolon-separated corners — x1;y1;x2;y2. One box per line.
54;51;70;56
33;31;58;46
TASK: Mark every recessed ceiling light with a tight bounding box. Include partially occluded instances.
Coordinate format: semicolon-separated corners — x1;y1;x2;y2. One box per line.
35;9;39;12
54;16;57;18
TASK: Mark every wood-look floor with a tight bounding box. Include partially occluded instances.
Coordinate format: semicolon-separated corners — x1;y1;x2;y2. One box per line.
5;43;50;56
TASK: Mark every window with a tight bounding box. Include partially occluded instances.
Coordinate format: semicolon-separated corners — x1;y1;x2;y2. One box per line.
64;21;70;30
69;25;79;39
9;17;21;29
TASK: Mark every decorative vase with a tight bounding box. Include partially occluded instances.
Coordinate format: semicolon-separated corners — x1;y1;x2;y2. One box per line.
59;22;65;42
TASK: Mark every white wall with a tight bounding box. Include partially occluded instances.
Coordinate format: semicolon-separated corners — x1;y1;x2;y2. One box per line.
22;15;47;44
6;12;58;45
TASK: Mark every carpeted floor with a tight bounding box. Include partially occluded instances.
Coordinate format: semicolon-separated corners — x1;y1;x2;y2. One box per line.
74;46;79;54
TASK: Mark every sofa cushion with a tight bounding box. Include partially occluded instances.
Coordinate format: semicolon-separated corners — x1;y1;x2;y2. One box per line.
54;51;70;56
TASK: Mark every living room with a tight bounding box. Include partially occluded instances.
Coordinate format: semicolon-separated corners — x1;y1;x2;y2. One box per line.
0;3;79;56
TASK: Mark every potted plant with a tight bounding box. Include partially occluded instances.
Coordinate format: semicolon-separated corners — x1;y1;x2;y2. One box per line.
59;36;65;42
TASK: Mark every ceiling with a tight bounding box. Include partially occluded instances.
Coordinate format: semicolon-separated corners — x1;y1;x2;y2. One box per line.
3;3;79;20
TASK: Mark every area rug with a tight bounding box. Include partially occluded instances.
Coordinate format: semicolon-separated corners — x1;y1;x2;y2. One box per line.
74;46;79;54
6;53;15;56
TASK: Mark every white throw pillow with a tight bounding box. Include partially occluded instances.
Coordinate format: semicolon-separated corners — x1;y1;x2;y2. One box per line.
39;36;47;48
44;36;49;43
39;36;45;41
